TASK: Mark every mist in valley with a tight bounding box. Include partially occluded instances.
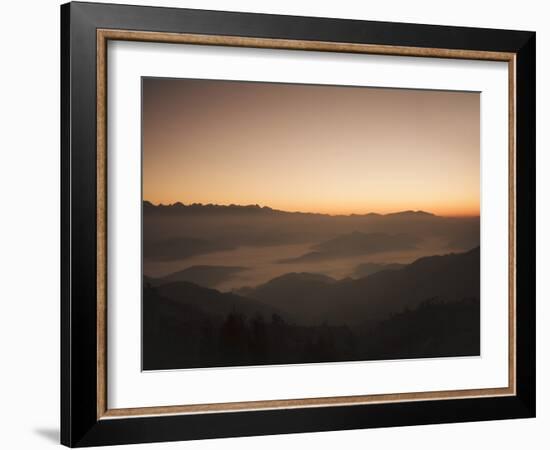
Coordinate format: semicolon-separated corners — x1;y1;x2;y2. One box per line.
142;202;481;370
143;202;479;291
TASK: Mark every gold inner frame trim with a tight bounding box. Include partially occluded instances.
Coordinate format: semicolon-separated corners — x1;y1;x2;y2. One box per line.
96;28;517;420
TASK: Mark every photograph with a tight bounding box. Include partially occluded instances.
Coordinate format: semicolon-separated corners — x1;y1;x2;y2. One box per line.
141;77;481;370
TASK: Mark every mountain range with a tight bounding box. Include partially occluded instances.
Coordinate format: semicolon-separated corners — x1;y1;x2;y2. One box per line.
240;247;479;325
353;262;406;278
279;231;420;263
147;247;479;327
143;201;480;263
143;247;480;369
143;200;436;219
146;265;247;289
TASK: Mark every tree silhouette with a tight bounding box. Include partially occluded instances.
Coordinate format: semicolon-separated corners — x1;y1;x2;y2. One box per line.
219;311;249;365
249;314;268;363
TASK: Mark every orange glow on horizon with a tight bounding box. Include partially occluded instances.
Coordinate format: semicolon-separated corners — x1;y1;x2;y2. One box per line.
143;199;479;218
143;78;480;220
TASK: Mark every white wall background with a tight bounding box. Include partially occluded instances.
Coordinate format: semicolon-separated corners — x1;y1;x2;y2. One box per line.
0;0;546;448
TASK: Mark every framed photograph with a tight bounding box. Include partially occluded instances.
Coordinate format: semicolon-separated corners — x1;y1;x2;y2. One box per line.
61;2;536;447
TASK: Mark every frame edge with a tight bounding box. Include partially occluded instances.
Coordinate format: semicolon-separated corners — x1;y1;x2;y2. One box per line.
61;2;536;446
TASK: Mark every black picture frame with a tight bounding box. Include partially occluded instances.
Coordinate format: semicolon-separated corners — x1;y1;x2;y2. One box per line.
61;2;536;447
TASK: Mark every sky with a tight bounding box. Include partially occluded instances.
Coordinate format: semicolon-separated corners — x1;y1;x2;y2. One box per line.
142;77;480;217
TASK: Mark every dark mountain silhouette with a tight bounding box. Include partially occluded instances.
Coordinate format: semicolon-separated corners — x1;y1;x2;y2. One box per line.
152;280;280;319
235;272;336;319
143;283;225;369
143;201;480;262
353;262;406;278
143;201;437;220
245;247;480;325
279;231;420;263
143;200;281;216
147;265;247;289
358;297;479;360
143;280;357;369
143;282;479;370
384;210;435;217
330;247;480;324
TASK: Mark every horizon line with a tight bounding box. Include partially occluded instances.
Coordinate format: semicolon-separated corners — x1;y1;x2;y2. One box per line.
142;200;480;219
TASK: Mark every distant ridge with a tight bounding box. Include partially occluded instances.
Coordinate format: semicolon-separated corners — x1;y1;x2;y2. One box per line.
243;247;480;325
278;231;420;263
143;200;438;218
385;210;435;217
146;265;247;289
